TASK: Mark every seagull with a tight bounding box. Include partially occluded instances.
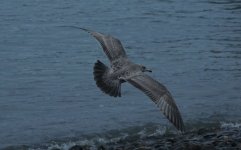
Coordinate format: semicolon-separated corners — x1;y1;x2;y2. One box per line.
77;27;184;132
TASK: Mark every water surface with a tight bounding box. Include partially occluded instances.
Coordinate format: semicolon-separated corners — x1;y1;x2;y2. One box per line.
0;0;241;149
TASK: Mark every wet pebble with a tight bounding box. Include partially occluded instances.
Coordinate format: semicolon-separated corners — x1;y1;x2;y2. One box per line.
51;148;61;150
69;145;90;150
68;145;83;150
97;145;106;150
203;133;216;139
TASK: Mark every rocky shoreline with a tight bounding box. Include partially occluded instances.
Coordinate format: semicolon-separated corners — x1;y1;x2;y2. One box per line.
65;126;241;150
3;123;241;150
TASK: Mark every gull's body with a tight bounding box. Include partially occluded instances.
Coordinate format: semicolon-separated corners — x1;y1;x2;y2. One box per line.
79;28;185;132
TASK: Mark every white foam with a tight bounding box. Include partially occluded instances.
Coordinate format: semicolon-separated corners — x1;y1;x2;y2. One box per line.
32;133;130;150
137;125;167;138
28;124;167;150
221;122;241;129
150;126;166;136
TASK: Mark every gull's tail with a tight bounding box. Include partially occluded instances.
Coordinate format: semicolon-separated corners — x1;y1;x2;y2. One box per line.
93;60;121;97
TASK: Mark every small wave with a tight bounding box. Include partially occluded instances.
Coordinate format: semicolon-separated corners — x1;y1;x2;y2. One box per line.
10;123;165;150
4;121;241;150
22;123;168;150
221;122;241;129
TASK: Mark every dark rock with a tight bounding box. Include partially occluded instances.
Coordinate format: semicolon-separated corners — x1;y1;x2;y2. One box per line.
184;143;202;150
203;133;217;139
197;128;208;135
212;140;219;146
202;144;216;150
114;145;125;150
173;142;186;150
69;145;83;150
97;145;106;150
134;146;152;150
51;148;61;150
231;141;237;147
167;138;176;143
154;143;164;149
216;133;224;139
234;137;241;142
124;145;136;150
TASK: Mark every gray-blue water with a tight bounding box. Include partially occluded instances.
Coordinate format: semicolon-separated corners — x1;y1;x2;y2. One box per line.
0;0;241;149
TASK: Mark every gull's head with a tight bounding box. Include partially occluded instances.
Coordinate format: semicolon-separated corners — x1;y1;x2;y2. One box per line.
141;65;152;72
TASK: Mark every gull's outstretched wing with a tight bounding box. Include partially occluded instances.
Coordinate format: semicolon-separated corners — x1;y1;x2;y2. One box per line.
80;28;127;62
127;74;184;132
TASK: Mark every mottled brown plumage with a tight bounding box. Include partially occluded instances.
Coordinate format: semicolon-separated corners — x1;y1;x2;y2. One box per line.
80;27;185;132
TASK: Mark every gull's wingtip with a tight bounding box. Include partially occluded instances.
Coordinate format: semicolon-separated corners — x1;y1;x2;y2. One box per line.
77;27;90;32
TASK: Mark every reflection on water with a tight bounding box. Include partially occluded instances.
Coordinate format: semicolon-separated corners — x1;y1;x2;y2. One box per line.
0;0;241;148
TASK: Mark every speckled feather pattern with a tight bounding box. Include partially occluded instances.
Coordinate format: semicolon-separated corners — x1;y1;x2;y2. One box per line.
82;28;185;132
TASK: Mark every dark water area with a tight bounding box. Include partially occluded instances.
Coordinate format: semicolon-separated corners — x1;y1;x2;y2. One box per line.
0;0;241;149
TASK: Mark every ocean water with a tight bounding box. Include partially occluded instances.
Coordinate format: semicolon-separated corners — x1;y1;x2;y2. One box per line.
0;0;241;149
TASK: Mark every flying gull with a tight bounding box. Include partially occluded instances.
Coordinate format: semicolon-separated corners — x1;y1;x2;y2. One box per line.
78;28;185;132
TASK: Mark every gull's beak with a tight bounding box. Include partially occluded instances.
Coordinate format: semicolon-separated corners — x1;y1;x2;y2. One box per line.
146;69;152;72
